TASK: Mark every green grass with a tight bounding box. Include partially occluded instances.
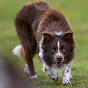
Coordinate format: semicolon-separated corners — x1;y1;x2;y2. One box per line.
0;0;88;88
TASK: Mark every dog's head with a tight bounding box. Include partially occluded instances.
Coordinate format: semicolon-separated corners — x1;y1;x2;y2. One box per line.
38;10;75;67
41;31;75;67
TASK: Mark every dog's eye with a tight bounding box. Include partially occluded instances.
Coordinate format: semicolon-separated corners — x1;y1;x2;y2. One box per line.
51;48;56;52
62;48;66;52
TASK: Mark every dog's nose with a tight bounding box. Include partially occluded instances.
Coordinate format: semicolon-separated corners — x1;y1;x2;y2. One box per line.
56;55;63;61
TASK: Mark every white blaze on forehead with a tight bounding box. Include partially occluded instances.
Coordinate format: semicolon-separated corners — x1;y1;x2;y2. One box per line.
58;41;60;49
56;41;64;59
57;41;61;55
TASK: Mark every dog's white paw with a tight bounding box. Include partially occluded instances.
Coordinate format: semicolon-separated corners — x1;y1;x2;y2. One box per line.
48;72;58;81
24;64;37;79
62;79;72;86
30;75;37;79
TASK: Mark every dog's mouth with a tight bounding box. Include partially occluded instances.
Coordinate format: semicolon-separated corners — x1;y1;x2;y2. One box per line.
55;62;63;67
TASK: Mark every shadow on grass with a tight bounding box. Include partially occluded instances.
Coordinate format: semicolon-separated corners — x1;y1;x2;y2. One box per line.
0;56;38;88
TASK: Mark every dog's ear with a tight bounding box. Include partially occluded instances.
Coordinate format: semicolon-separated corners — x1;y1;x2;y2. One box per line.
61;31;74;44
42;31;54;44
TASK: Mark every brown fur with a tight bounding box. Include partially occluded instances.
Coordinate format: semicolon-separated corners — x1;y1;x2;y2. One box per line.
20;47;26;60
15;1;75;76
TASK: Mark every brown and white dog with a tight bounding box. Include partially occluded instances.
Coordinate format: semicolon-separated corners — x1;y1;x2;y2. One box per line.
12;1;75;85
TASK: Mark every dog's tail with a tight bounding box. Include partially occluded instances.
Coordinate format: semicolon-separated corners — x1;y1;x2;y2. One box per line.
12;45;26;60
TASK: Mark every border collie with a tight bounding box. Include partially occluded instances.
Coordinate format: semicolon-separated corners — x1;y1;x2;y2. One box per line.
12;1;75;85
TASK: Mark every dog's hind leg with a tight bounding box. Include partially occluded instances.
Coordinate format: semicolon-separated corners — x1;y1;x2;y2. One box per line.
15;16;37;78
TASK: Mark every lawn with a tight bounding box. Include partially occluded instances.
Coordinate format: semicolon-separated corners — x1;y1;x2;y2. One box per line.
0;0;88;88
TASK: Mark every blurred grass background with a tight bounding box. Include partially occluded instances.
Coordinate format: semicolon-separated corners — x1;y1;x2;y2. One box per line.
0;0;88;88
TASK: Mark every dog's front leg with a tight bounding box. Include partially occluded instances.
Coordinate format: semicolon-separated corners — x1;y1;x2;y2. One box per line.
62;65;72;86
43;63;58;81
48;71;58;81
